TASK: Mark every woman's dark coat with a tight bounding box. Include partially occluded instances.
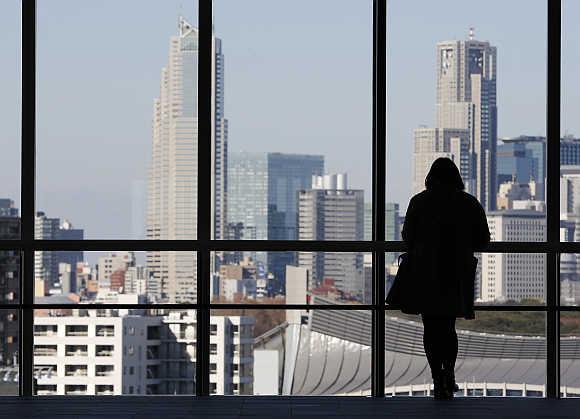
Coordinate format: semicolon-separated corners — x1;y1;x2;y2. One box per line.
401;187;490;319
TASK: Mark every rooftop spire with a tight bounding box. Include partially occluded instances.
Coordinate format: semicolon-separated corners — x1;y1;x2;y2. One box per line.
469;27;475;40
179;16;195;36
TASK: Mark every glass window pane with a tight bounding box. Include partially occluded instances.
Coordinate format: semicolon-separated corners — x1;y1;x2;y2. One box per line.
386;311;545;397
386;252;546;306
214;0;372;241
0;249;19;307
34;309;197;395
0;310;19;395
34;251;196;304
561;312;580;397
561;253;580;306
211;251;371;305
388;0;547;241
0;0;20;231
36;0;197;239
561;0;580;242
211;309;371;396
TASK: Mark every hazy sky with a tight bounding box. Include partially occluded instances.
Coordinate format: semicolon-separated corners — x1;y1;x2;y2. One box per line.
0;0;578;239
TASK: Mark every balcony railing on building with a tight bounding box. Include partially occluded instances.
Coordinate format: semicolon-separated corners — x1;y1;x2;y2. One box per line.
95;345;114;357
95;366;114;377
33;346;57;357
65;385;87;395
34;325;57;337
34;365;56;379
35;385;57;396
66;325;88;337
96;325;115;337
96;385;114;396
65;365;88;377
65;345;88;357
146;366;159;379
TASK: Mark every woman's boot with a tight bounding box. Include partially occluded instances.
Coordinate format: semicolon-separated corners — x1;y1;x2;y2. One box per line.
442;369;458;396
432;371;448;400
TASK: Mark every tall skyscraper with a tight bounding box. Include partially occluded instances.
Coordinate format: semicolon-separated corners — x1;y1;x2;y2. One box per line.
298;174;364;297
412;127;470;195
435;32;498;210
147;18;228;303
227;152;324;285
228;152;324;241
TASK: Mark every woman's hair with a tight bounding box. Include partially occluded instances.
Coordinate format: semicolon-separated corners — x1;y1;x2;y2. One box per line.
425;157;465;191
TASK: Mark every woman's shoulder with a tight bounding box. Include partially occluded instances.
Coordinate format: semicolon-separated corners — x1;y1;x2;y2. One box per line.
411;189;481;208
411;190;429;203
453;191;487;215
458;191;482;205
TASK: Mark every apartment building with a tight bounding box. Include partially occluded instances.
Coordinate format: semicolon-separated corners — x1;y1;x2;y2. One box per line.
33;310;254;395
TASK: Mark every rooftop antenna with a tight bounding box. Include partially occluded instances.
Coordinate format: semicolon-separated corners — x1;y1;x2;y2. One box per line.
469;27;475;40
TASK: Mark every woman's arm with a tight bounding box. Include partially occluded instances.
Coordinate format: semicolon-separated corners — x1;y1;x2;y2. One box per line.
472;202;491;251
401;196;418;247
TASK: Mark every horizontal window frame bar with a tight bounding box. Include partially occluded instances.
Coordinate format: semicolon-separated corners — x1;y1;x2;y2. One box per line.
2;240;580;253
6;304;578;311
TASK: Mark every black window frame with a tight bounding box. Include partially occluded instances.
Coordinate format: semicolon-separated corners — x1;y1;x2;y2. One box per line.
0;0;571;398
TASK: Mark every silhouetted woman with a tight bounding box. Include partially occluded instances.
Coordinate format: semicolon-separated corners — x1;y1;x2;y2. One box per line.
401;157;490;399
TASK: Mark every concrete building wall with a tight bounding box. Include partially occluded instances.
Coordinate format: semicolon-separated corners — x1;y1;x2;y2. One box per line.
481;211;546;303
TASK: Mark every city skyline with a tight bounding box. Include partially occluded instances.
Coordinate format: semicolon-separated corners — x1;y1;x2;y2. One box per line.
1;0;572;237
0;6;574;301
1;1;579;399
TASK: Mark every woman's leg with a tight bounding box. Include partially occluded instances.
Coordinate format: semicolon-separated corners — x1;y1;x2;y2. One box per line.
441;317;458;373
441;317;458;394
421;315;442;378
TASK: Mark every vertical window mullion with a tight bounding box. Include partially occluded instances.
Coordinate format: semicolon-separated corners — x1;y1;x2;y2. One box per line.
197;0;213;397
372;0;387;398
20;0;36;398
546;0;561;399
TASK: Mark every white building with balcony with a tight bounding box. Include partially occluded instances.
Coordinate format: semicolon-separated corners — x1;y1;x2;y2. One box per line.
33;310;254;395
210;316;254;395
33;311;159;395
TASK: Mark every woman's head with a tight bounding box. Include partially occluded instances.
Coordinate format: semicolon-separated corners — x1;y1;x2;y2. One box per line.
425;157;465;191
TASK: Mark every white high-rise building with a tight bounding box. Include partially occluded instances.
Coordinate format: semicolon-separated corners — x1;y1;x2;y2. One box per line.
298;174;364;297
412;127;470;194
33;310;254;396
33;312;159;396
146;18;228;303
481;211;546;303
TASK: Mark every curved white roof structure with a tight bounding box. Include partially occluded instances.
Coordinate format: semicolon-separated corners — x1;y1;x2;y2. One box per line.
278;303;580;397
